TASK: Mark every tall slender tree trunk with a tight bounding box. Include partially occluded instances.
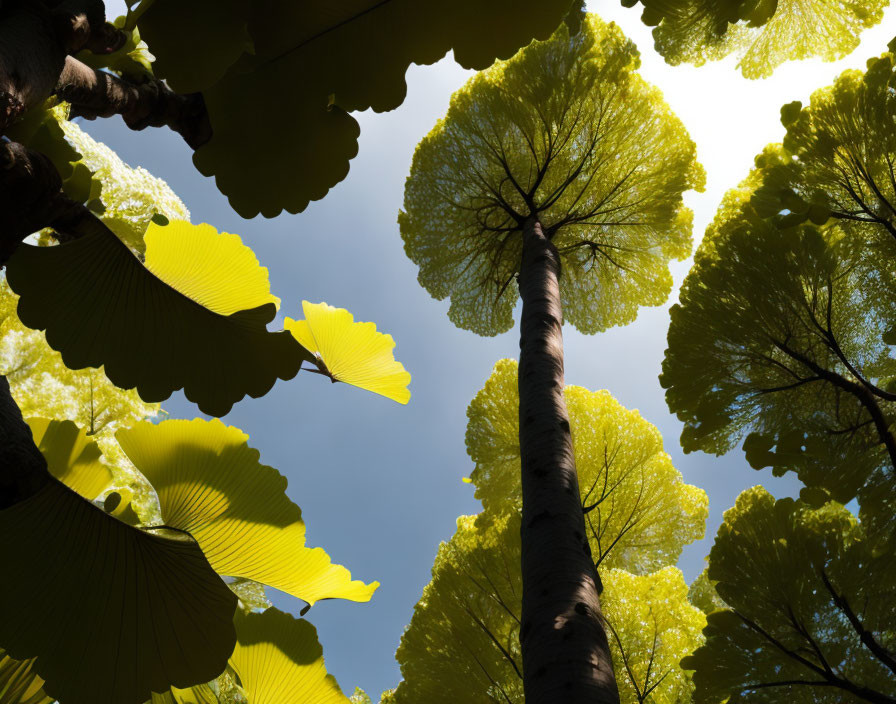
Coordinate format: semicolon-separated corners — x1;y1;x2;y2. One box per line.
517;216;618;703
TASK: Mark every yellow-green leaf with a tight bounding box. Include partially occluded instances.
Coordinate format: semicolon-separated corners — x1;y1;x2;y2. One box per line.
230;608;349;704
26;417;112;500
0;479;237;704
5;223;304;416
117;419;378;607
144;221;280;315
0;650;52;704
149;684;220;704
466;359;707;573
286;301;411;404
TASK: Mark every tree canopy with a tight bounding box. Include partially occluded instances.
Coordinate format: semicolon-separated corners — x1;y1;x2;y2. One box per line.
663;44;896;704
466;359;707;572
661;47;896;553
387;360;707;703
629;0;888;78
400;14;704;336
683;487;896;703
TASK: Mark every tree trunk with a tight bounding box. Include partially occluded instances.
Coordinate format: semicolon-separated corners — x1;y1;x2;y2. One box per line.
517;216;618;703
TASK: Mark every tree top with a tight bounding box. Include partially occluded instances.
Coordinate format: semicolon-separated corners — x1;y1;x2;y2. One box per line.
400;14;704;336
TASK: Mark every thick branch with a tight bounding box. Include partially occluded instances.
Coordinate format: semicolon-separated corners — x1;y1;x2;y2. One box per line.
0;1;126;134
0;140;86;263
820;571;896;677
0;2;66;132
49;0;127;54
55;55;211;148
772;338;896;472
0;375;51;509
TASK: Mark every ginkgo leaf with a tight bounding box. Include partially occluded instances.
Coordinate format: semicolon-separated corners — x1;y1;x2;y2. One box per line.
285;301;411;404
149;684;220;704
0;479;237;704
136;0;575;217
230;608;349;704
143;220;280;315
5;221;306;416
117;419;379;607
26;417;112;500
0;650;52;704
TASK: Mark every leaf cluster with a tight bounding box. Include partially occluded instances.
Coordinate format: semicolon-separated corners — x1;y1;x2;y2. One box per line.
630;0;887;78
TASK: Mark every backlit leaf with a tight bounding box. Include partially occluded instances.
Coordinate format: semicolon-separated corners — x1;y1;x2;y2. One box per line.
26;417;112;500
0;650;52;704
6;222;304;416
230;608;349;704
286;301;411;404
117;419;378;607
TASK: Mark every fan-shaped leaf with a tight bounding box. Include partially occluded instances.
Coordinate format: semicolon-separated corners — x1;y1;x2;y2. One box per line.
26;417;112;500
0;650;52;704
136;0;575;217
230;608;348;704
148;684;220;704
5;221;305;416
0;479;237;704
143;221;280;315
286;301;411;404
117;419;378;607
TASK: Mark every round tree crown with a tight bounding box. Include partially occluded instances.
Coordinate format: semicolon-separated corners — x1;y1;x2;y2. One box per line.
400;14;704;336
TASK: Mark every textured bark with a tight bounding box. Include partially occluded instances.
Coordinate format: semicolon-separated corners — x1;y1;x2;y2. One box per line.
0;140;88;263
0;376;50;509
56;56;212;148
517;216;619;703
0;2;67;132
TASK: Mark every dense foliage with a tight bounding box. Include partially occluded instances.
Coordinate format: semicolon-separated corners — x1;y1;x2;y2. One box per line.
664;44;896;704
630;0;888;77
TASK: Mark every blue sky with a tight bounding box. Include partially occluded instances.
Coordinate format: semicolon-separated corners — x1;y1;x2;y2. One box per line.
93;2;896;699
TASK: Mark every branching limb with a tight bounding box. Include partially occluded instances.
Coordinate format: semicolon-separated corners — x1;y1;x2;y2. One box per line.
820;571;896;677
50;0;127;54
56;55;211;148
0;141;81;262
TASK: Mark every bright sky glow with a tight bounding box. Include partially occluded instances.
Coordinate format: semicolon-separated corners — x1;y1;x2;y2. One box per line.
91;1;896;699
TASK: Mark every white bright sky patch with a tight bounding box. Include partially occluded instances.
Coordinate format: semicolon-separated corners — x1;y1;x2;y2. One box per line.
89;1;895;699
